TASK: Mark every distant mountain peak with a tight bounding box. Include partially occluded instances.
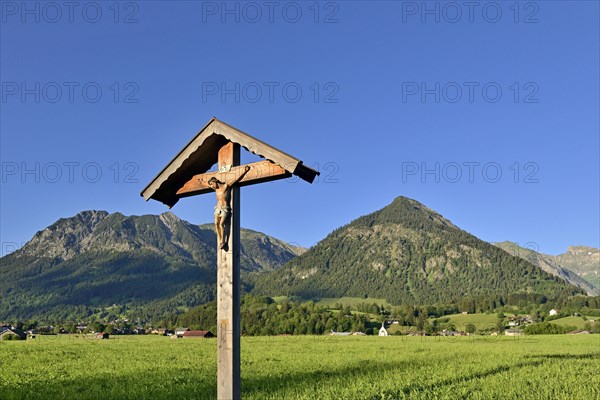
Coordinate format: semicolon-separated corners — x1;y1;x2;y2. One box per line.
159;211;182;228
493;242;599;296
351;196;457;231
0;210;303;321
253;196;582;304
567;245;599;255
76;209;109;217
20;209;112;261
70;210;111;228
553;245;600;291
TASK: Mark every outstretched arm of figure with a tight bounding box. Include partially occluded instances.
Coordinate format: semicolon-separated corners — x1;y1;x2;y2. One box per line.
227;165;251;186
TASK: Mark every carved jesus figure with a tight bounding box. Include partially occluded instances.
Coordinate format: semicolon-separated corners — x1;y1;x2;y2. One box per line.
207;165;251;250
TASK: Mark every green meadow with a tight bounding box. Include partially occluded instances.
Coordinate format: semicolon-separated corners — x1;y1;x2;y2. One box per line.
550;315;595;330
428;312;499;328
1;334;599;400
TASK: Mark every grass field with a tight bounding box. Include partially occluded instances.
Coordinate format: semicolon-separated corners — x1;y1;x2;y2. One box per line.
1;334;599;399
550;316;595;329
430;312;500;328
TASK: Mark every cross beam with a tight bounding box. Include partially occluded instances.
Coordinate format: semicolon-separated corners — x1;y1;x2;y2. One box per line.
176;160;291;198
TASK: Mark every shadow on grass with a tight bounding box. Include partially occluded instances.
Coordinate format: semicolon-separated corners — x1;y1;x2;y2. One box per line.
369;352;600;399
242;358;421;398
529;352;600;360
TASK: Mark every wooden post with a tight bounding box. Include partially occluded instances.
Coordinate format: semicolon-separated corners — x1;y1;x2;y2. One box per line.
216;142;241;400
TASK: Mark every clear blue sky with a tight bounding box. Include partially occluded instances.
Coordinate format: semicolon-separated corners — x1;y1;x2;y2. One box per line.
1;1;598;256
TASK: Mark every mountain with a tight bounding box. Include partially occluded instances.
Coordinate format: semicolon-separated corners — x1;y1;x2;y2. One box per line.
493;242;599;296
251;197;585;304
551;246;600;290
0;211;303;321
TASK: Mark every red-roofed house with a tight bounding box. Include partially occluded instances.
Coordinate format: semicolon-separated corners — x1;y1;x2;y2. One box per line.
182;330;214;339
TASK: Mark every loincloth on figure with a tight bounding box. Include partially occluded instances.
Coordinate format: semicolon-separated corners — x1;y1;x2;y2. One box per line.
214;205;231;218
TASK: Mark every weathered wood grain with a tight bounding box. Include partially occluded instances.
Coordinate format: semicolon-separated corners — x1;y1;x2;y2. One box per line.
216;142;241;400
175;160;291;197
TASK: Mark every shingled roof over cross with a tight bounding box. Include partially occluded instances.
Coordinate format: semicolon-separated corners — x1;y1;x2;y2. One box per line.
141;117;319;208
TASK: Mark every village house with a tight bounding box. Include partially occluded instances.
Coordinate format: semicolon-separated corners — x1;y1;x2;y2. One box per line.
0;327;26;340
522;315;534;324
567;330;591;335
25;329;38;339
441;329;456;336
115;327;133;335
36;326;54;334
329;331;352;336
549;309;559;316
505;315;534;328
150;328;169;335
182;330;214;339
505;329;523;337
95;332;109;339
378;323;388;337
408;331;428;336
174;328;190;338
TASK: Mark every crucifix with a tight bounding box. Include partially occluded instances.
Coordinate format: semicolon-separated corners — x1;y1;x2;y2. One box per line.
208;164;251;250
141;118;318;400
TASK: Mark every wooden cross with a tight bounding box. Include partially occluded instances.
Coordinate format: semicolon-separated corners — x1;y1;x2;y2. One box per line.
192;142;283;399
141;118;318;400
